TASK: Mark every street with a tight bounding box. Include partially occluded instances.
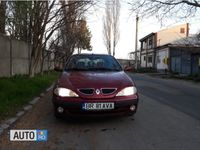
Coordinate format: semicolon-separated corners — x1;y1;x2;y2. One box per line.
0;73;200;150
131;73;200;120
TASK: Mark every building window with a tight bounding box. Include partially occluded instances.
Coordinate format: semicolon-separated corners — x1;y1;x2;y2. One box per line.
144;56;146;61
141;43;144;51
180;28;185;33
143;41;147;50
148;39;153;48
148;56;152;63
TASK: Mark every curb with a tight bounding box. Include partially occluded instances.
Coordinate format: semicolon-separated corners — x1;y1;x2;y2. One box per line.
0;84;54;136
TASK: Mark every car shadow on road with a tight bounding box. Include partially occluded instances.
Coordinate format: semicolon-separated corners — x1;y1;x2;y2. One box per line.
54;115;134;125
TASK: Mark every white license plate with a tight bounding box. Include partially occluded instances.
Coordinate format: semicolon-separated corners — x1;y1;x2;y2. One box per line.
82;102;114;110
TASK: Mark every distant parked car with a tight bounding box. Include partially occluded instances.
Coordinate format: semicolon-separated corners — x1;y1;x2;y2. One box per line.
53;54;139;118
124;65;135;72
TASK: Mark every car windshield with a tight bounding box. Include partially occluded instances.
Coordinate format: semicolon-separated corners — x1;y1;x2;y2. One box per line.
65;55;122;71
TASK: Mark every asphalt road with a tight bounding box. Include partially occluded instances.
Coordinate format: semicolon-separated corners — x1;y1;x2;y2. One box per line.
129;73;200;120
0;73;200;150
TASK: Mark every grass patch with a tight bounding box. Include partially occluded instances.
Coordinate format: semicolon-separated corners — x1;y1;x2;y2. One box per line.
0;71;59;120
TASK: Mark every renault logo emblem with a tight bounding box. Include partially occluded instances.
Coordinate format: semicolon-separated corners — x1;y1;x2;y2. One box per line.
96;89;100;95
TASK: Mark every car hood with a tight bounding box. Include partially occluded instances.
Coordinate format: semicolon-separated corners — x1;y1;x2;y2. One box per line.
58;71;133;89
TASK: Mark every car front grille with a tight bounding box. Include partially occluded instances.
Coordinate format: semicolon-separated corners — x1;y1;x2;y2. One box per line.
78;88;94;95
78;88;117;95
101;88;117;95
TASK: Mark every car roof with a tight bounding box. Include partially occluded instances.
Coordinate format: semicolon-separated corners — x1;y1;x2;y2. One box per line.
71;54;113;57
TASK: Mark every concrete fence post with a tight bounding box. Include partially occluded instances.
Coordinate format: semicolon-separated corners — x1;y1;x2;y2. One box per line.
9;36;13;77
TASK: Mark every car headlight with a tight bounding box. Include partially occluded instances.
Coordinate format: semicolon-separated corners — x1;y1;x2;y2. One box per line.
54;88;78;97
116;86;137;96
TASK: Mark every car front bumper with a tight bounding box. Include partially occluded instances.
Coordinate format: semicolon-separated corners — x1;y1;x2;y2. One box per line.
52;95;139;116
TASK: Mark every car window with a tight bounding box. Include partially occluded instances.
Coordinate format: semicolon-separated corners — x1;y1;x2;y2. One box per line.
65;55;122;71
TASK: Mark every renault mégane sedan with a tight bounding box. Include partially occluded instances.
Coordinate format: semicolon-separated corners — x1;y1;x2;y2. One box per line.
53;54;139;118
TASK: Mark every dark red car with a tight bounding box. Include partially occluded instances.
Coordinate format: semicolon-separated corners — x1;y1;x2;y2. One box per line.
53;54;139;118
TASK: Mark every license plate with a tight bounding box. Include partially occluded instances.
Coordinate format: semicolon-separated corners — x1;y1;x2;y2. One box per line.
82;102;114;110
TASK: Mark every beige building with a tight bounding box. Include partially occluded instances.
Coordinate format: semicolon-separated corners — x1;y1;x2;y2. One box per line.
157;23;189;46
140;23;189;68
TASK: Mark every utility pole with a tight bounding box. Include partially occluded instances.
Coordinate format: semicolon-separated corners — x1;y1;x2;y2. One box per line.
135;15;139;70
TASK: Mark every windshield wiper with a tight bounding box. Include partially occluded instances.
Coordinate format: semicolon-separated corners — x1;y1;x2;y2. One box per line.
89;68;121;71
66;68;121;71
66;68;89;71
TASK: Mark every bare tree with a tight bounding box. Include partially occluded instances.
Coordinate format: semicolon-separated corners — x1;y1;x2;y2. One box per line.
112;0;120;56
52;0;94;67
29;1;58;77
6;1;32;41
103;0;120;56
6;0;58;76
129;0;200;21
0;1;6;33
103;1;112;55
5;0;95;76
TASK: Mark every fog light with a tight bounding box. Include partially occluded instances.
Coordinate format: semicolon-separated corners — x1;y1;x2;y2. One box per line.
130;105;136;111
57;107;64;113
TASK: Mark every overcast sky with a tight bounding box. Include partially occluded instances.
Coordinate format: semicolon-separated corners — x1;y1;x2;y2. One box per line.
85;1;200;59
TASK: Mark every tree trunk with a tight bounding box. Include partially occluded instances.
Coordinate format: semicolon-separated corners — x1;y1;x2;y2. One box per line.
113;43;116;56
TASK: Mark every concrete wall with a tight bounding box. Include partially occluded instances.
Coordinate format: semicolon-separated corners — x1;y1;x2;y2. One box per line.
157;23;189;46
117;59;134;68
140;55;146;68
0;34;53;77
156;47;169;70
12;39;30;75
0;35;11;77
0;35;31;77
